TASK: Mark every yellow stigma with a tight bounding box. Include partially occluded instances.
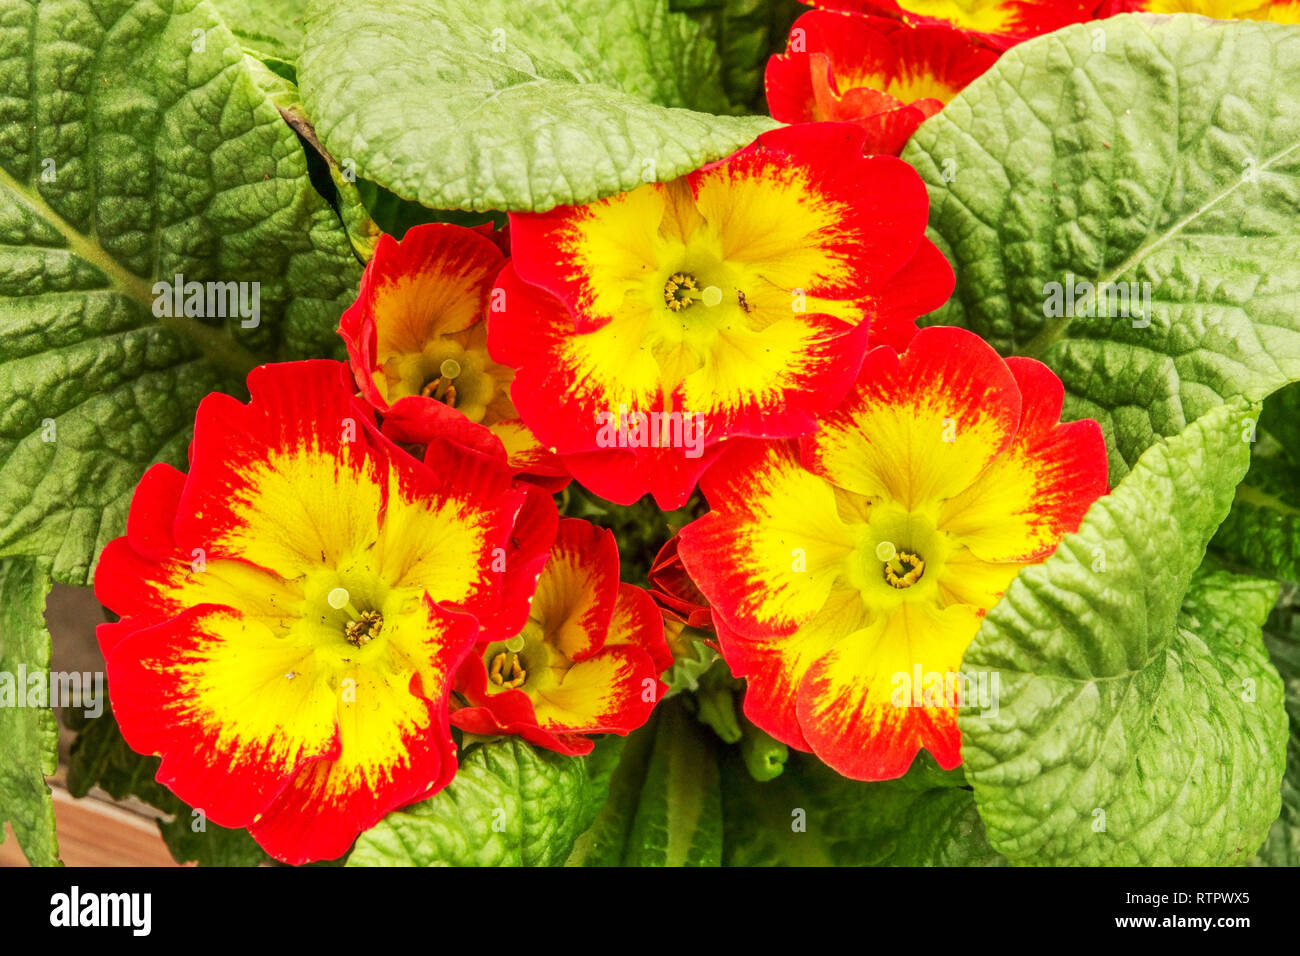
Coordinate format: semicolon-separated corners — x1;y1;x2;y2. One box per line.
420;359;462;406
489;651;527;689
664;272;700;312
883;550;925;590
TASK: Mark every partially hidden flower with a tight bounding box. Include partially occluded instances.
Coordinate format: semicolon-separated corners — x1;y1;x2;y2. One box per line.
1098;0;1300;20
677;327;1108;780
94;360;556;864
494;123;954;509
451;518;671;755
766;11;999;154
648;535;714;632
339;222;569;491
807;0;1104;48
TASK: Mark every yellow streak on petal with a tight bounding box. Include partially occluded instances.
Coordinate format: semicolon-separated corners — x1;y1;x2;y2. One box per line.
1141;0;1300;21
218;444;385;580
891;1;1023;33
530;548;606;662
692;161;856;294
811;394;1009;512
183;611;340;767
374;468;492;607
532;651;633;730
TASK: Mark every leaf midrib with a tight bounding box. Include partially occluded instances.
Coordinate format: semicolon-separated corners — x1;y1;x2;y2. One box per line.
1019;138;1300;360
0;165;262;377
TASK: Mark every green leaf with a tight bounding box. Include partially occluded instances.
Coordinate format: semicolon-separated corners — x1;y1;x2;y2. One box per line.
298;0;776;213
211;0;306;62
661;629;720;698
961;402;1288;865
722;753;1002;867
1213;453;1300;583
0;0;363;585
354;180;501;243
1211;382;1300;583
670;0;804;111
66;706;271;867
0;557;60;866
1256;601;1300;865
903;14;1300;485
347;736;622;866
565;700;722;866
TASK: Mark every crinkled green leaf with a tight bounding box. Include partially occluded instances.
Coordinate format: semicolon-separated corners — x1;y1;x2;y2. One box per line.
66;706;270;867
722;753;1001;867
565;700;722;866
0;0;363;585
961;402;1288;865
1256;601;1300;865
298;0;776;213
212;0;306;61
347;736;622;866
0;557;59;866
903;14;1300;485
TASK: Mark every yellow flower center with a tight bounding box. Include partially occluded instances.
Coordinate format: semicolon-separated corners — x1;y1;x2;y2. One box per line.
883;550;926;589
374;323;515;425
664;272;700;312
325;585;390;651
420;358;464;407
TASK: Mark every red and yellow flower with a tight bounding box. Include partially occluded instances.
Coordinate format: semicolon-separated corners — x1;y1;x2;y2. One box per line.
94;360;555;864
766;11;999;154
676;327;1108;780
808;0;1103;47
339;222;568;490
451;518;671;755
648;535;714;632
494;123;954;509
1098;0;1300;19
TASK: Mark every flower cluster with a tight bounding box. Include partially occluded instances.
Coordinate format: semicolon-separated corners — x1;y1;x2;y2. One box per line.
97;263;670;863
99;0;1300;865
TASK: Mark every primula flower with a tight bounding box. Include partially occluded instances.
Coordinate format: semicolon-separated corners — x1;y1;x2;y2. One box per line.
648;536;714;632
451;518;671;755
808;0;1103;48
676;327;1108;780
94;360;555;864
339;222;568;490
766;11;999;155
1098;0;1300;20
494;123;954;508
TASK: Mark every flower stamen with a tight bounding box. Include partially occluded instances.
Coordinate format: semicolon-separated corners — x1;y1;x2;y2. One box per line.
344;610;384;648
883;550;925;589
489;651;527;689
664;272;700;312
